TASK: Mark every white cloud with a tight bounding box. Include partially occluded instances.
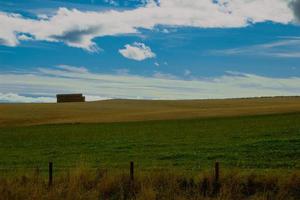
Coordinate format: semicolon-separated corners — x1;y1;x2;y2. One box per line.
0;0;294;51
184;70;191;76
119;42;156;61
17;34;34;41
154;62;160;66
211;38;300;58
162;28;170;34
37;14;49;20
115;68;130;75
153;71;178;79
56;65;89;73
0;92;56;103
84;95;110;101
104;0;119;6
0;66;300;102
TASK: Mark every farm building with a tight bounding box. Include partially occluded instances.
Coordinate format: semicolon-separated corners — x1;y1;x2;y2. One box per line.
56;94;85;103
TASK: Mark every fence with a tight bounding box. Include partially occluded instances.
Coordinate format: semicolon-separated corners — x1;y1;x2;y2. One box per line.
46;161;221;197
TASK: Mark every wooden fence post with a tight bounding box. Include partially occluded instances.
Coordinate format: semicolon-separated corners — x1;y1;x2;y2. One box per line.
35;166;40;176
128;161;135;198
201;177;208;197
213;161;220;195
130;161;134;182
215;162;219;183
48;162;53;187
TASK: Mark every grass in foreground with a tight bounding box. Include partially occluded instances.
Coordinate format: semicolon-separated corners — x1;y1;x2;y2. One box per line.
1;166;300;200
0;113;299;173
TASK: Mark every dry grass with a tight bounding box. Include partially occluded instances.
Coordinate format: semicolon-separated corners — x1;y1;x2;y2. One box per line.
1;97;300;127
0;166;300;200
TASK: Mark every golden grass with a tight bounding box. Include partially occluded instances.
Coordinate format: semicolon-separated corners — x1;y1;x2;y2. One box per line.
1;97;300;127
1;166;300;200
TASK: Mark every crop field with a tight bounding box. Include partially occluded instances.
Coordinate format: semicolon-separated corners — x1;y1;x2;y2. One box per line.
0;112;299;174
1;97;300;127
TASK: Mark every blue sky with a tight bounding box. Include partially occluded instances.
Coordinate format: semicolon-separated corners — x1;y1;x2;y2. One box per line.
1;0;300;102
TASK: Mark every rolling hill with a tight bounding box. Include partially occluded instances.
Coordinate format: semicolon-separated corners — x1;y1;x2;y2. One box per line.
1;96;300;127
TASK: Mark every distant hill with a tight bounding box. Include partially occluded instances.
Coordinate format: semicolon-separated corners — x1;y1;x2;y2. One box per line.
1;96;300;127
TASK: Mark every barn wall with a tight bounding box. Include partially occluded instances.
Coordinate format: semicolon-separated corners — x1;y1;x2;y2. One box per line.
56;94;85;103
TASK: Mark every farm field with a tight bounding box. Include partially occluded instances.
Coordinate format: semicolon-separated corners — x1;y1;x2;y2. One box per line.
1;97;300;127
1;98;300;199
0;112;299;174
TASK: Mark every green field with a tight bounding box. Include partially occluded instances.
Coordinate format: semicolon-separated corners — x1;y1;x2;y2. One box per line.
1;112;300;174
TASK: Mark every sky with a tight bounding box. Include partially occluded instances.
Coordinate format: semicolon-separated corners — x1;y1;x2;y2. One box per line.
1;0;300;102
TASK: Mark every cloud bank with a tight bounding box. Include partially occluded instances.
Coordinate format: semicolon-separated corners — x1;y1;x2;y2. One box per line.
0;93;56;103
0;0;295;51
289;0;300;22
119;42;156;61
0;65;299;102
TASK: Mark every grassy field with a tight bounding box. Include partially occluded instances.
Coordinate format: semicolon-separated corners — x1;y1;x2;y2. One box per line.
0;112;299;173
1;97;300;127
1;98;300;199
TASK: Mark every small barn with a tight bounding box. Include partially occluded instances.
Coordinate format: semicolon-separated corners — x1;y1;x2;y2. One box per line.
56;94;85;103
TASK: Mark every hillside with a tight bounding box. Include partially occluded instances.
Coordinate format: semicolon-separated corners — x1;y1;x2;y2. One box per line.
1;97;300;127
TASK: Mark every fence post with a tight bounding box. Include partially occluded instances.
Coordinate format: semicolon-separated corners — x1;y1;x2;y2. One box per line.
201;177;208;197
215;162;219;183
35;166;40;176
130;161;134;182
128;161;135;198
48;162;53;187
213;161;220;195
